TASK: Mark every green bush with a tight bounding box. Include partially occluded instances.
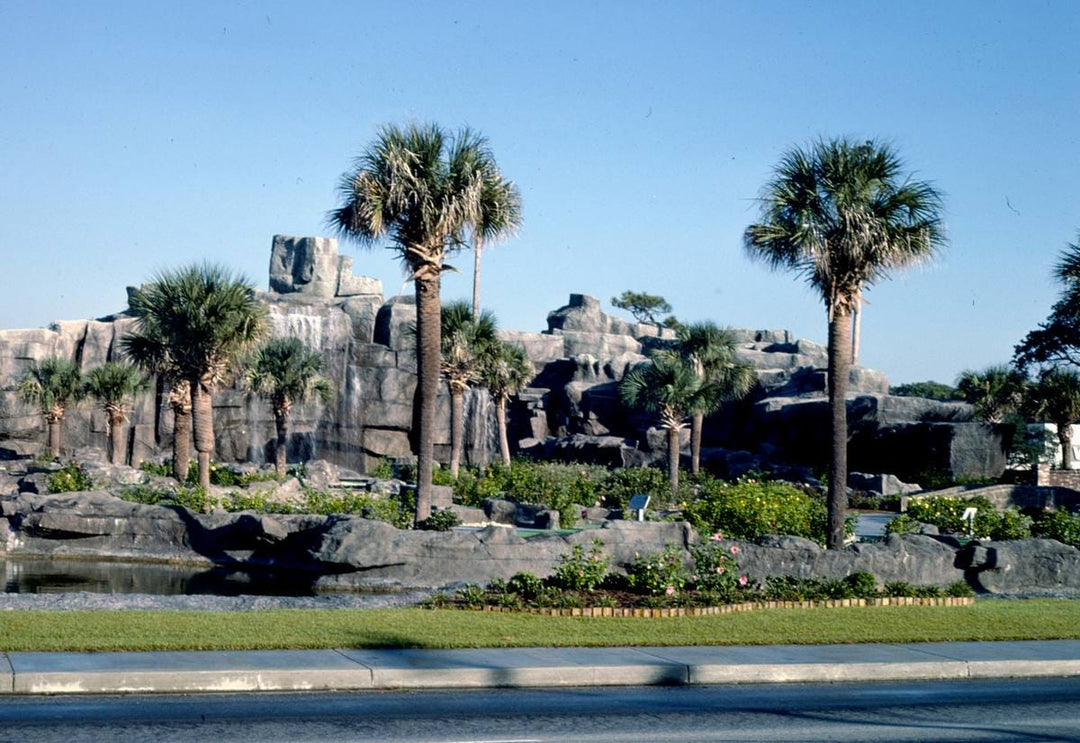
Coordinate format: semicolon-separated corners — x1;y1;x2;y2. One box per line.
884;514;922;536
369;458;394;480
506;572;545;601
682;477;839;545
596;467;673;510
626;545;689;596
1031;509;1080;548
689;536;744;593
417;508;461;531
906;495;1032;540
844;571;879;597
46;462;95;493
548;538;609;591
139;461;172;478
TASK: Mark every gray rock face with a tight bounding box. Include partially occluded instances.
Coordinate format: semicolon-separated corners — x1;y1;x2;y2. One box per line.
958;538;1080;595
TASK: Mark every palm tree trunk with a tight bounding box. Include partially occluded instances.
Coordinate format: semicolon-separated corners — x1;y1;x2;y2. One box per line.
275;409;288;478
471;235;483;319
1059;422;1074;470
851;295;861;366
450;385;465;477
190;375;214;495
414;274;442;524
108;409;126;466
667;426;680;498
46;415;62;459
827;308;852;550
496;396;511;467
172;406;191;481
690;412;704;475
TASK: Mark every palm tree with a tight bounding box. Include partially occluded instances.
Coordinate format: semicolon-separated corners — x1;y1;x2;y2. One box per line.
470;159;522;317
955;365;1027;423
744;138;946;549
122;328;193;481
17;357;84;458
1025;368;1080;470
620;352;718;497
482;341;534;467
674;322;756;475
440;301;499;477
245;338;335;477
328;122;521;523
125;264;267;492
84;362;150;466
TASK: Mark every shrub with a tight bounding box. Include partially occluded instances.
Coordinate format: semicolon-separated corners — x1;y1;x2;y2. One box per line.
45;462;95;493
417;508;461;531
884;514;922;536
683;477;839;545
844;571;879;597
1031;509;1080;549
989;509;1033;541
689;535;743;594
596;466;672;510
139;460;172;478
455;584;486;608
945;581;975;598
506;572;545;601
548;538;609;591
627;545;689;596
906;495;1032;540
369;458;394;480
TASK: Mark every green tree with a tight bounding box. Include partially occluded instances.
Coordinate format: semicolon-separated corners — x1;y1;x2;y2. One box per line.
469;159;522;318
611;291;672;326
440;301;499;477
620;352;717;497
84;362;150;465
1025;367;1080;470
125;264;267;492
245;338;335;477
122;323;193;481
889;380;961;401
1015;233;1080;371
482;341;534;467
17;357;84;458
328;123;521;522
955;365;1027;423
744;137;946;549
674;322;756;474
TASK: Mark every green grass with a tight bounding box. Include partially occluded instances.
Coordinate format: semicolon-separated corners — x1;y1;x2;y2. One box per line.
0;600;1078;652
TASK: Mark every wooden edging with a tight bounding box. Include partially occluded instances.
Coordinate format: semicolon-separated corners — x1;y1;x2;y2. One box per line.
476;596;975;618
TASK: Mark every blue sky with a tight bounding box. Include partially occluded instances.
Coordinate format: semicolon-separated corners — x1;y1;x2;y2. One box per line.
1;1;1077;384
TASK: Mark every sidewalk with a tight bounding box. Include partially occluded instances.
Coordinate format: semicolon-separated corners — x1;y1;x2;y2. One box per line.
3;640;1079;695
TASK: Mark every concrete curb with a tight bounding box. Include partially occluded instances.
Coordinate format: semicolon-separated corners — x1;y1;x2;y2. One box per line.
2;640;1079;695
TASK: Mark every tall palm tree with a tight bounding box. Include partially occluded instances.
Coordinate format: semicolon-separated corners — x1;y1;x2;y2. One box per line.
744;138;946;549
620;352;718;497
674;322;756;475
17;357;84;458
122;328;193;481
84;362;150;466
440;301;499;477
125;264;267;492
955;365;1027;423
1025;367;1080;470
470;160;522;317
245;338;334;477
328;122;521;523
482;341;534;467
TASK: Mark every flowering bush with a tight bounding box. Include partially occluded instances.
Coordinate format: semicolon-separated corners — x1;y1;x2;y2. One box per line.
549;538;609;591
45;461;95;493
905;495;1032;540
682;477;846;545
1032;509;1080;548
627;545;689;596
689;535;745;593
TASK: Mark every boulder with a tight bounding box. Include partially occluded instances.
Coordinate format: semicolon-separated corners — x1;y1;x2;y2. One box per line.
268;235;341;298
373;295;417;352
958;538;1080;595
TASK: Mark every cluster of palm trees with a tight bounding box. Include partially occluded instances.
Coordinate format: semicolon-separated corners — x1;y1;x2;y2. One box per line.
620;323;756;496
19;265;335;487
958;364;1080;470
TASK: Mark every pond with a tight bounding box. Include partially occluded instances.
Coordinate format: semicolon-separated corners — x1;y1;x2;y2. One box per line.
1;557;326;597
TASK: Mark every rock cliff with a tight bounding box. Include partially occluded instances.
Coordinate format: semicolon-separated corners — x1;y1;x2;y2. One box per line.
0;234;1002;482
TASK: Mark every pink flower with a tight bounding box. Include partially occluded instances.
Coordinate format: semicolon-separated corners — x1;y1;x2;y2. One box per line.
739;576;748;586
730;545;740;555
665;585;675;596
710;533;724;541
716;566;725;574
591;555;599;562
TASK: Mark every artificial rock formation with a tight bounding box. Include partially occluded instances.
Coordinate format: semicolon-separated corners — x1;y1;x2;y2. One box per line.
0;234;1004;482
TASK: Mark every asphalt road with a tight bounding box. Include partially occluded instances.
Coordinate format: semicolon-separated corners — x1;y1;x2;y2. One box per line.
0;678;1078;742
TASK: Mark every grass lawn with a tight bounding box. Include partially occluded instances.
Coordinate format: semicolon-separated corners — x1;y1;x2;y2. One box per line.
0;599;1077;652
